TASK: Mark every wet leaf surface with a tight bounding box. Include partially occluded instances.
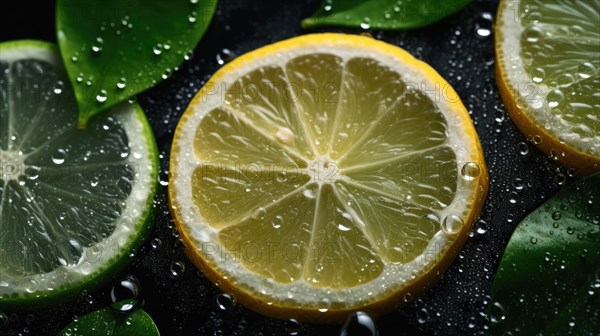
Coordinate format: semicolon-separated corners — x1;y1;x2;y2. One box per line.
56;0;217;126
489;173;600;335
303;0;472;30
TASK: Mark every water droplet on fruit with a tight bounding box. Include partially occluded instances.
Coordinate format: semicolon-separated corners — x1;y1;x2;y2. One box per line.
272;215;283;229
52;148;67;165
576;62;596;79
523;26;544;43
532;68;545;83
442;215;463;234
547;89;564;108
461;162;480;181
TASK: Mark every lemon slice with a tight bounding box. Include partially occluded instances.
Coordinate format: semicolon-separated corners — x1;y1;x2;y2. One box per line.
496;0;600;175
169;33;488;321
0;40;158;308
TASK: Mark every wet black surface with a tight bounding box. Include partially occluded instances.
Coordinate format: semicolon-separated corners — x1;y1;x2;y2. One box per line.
0;0;576;335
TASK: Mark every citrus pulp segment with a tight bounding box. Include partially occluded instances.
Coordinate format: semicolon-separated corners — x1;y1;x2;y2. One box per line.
169;33;488;321
0;40;159;308
495;0;600;174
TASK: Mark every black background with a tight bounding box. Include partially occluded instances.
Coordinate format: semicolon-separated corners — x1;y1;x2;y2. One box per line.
0;0;575;335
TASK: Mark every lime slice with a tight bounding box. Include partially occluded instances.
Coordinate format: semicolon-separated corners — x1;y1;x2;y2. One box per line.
169;33;488;321
0;40;158;308
496;0;600;174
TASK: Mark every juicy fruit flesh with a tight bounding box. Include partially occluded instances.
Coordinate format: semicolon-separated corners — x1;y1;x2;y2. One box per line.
517;0;599;147
0;57;133;276
191;54;458;288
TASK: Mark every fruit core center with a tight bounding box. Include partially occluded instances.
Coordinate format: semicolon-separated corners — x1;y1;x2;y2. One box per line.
308;156;341;185
0;150;26;182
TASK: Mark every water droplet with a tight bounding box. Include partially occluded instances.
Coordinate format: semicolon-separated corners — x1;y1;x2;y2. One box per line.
523;26;544;43
442;215;463;234
110;275;140;313
53;81;64;95
576;62;596;79
360;17;371;30
162;68;172;80
532;68;545;83
416;307;430;323
489;302;505;323
170;261;186;278
324;4;332;12
71;55;79;62
547;89;564;108
96;90;108;103
476;27;491;37
150;237;162;250
552;211;562;220
91;37;104;53
52;148;67;165
153;44;163;55
461;162;480;181
566;227;575;234
117;78;127;89
272;215;283;229
253;207;266;220
0;312;8;326
517;142;529;155
216;293;236;311
557;74;575;87
340;311;377;336
512;177;524;190
285;319;302;335
90;176;99;187
555;173;566;186
530;237;538;244
303;187;317;199
188;11;197;23
216;48;235;65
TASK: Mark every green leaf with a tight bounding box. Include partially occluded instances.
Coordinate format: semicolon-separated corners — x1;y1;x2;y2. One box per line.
57;301;160;336
56;0;217;127
489;173;600;335
302;0;472;30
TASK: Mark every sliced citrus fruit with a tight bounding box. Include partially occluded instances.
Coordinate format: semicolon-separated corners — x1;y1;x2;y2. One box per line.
0;40;158;308
169;33;488;322
496;0;600;175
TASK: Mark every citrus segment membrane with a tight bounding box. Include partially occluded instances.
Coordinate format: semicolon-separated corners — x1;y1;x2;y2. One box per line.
0;41;157;306
170;34;487;319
